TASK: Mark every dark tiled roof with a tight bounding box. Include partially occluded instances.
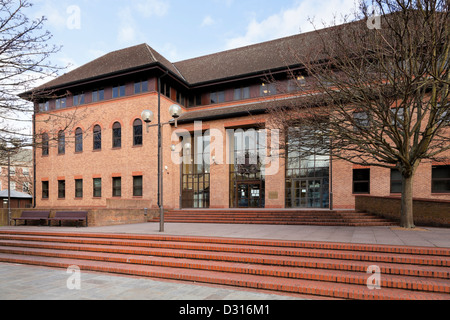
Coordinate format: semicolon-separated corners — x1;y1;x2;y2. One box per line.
174;31;321;85
36;44;181;90
35;21;355;91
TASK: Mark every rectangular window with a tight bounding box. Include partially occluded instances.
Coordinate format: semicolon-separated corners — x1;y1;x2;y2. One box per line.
176;91;185;106
354;111;370;130
75;179;83;198
162;83;171;98
390;169;402;194
187;94;202;107
93;178;102;198
353;169;370;194
260;83;277;96
234;87;250;100
73;93;85;106
55;98;67;109
113;85;126;98
39;101;49;112
134;80;149;94
112;177;121;197
391;107;405;127
133;176;143;197
42;181;49;199
58;180;66;199
210;91;225;104
432;165;450;193
92;89;105;102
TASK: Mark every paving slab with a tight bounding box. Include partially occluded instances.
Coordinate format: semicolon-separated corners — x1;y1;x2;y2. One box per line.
0;263;304;300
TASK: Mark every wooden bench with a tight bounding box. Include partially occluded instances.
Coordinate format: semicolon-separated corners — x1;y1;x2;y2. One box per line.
47;211;88;228
12;211;50;226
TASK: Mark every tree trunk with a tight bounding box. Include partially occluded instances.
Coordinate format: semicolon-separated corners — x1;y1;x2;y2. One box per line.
400;174;415;229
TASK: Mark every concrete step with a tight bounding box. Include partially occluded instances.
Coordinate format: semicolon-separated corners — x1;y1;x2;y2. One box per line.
1;252;448;300
1;239;448;279
0;245;449;294
0;231;448;300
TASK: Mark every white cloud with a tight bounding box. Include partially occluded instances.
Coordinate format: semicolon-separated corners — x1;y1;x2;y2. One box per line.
117;1;169;45
32;1;67;30
225;0;356;50
135;0;170;17
201;15;215;27
117;7;137;44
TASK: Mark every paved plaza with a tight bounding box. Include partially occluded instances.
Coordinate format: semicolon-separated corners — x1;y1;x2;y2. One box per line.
0;222;449;300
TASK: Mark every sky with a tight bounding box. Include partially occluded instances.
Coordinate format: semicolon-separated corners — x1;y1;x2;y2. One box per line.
25;0;359;74
8;0;359;139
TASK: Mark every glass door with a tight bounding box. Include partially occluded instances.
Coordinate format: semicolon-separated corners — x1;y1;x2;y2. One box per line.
289;178;326;208
236;182;263;208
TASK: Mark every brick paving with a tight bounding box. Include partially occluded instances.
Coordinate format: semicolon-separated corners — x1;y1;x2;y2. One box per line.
0;224;449;300
0;223;450;300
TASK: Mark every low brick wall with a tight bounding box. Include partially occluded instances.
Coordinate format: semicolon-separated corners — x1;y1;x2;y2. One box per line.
355;196;450;228
0;208;160;227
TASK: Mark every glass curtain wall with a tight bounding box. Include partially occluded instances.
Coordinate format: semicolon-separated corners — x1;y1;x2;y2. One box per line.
181;133;210;208
229;128;266;208
285;128;330;208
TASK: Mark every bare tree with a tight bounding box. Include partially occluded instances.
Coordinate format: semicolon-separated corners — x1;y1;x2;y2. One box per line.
268;0;449;228
0;0;63;152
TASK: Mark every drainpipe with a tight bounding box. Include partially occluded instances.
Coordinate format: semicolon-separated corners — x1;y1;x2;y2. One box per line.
32;110;37;209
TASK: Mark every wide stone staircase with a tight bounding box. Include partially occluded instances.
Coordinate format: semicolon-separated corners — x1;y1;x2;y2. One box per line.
0;230;448;300
150;209;397;227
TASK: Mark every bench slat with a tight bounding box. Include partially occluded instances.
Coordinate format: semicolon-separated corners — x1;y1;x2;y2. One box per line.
13;211;50;226
48;211;88;227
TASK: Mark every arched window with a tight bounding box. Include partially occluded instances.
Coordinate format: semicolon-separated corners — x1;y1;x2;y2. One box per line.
42;133;49;156
112;122;121;148
133;119;143;146
58;130;65;155
93;125;101;150
75;128;83;152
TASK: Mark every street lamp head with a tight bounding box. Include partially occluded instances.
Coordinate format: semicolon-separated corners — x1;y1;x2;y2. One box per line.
141;110;154;123
169;104;182;119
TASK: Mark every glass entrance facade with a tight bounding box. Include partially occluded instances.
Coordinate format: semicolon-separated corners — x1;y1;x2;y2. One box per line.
229;128;266;208
285;128;330;209
181;133;210;208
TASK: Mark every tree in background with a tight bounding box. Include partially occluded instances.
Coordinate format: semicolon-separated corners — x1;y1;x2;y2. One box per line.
268;0;449;228
0;0;62;151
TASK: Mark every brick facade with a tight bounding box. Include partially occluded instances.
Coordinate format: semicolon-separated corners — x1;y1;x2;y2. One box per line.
27;40;449;212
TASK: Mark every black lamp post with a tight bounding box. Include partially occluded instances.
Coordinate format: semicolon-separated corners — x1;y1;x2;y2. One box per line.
142;103;182;232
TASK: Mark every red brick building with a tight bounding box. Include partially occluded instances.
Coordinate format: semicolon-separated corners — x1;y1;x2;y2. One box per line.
23;31;450;212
